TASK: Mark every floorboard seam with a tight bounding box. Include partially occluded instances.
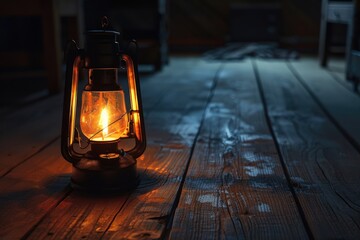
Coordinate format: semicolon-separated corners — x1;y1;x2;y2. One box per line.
327;70;360;96
99;194;130;239
287;62;360;154
21;185;73;239
1;135;60;178
163;63;224;240
252;59;315;240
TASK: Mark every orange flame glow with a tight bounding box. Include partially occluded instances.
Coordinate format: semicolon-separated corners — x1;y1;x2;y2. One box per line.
99;107;109;140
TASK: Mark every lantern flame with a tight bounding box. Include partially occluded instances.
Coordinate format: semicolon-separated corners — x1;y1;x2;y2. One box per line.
99;107;109;140
80;91;128;142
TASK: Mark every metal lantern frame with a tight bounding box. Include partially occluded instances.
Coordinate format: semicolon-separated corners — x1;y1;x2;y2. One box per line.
61;19;146;191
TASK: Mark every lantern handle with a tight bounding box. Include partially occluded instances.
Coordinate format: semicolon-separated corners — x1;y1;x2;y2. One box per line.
122;40;146;158
61;40;83;163
101;16;109;29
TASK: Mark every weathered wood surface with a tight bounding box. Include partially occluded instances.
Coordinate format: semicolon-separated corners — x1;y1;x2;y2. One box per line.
169;61;308;239
256;59;360;239
0;56;359;239
0;94;62;177
289;58;360;148
324;58;357;93
0;139;71;239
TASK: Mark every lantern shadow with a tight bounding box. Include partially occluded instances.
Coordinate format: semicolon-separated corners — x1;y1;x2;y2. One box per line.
0;173;71;217
0;173;72;198
0;170;170;230
0;167;171;200
45;170;170;198
134;167;173;194
46;168;171;195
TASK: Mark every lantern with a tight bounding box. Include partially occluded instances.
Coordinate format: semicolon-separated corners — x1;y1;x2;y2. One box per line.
61;17;146;191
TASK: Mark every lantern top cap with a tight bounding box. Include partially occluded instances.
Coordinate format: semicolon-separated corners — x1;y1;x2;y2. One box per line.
86;16;120;37
87;30;120;36
84;16;121;69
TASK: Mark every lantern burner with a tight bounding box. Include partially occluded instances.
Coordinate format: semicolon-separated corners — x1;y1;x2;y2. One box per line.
71;153;137;192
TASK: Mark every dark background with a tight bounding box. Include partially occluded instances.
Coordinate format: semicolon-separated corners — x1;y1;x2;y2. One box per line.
0;0;350;107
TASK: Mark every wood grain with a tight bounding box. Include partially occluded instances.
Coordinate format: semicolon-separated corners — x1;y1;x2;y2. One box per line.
329;70;356;92
289;58;360;148
0;94;62;177
0;139;71;239
1;56;359;239
323;57;355;93
169;61;309;239
256;59;360;239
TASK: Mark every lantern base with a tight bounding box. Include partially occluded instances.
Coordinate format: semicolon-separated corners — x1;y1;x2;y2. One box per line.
71;154;138;192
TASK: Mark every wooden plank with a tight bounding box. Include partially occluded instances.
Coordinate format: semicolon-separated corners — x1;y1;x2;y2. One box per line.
0;139;71;239
0;94;62;177
25;146;160;240
24;58;222;239
256;59;360;239
289;58;360;147
140;57;205;111
169;60;309;239
320;58;357;96
328;70;356;93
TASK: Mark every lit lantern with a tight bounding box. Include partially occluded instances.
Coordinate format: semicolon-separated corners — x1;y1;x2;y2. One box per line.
61;17;146;191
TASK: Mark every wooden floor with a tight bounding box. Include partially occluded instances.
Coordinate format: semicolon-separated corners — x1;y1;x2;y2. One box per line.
1;56;360;239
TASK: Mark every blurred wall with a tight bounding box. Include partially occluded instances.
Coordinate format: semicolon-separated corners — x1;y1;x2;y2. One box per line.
169;0;322;52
